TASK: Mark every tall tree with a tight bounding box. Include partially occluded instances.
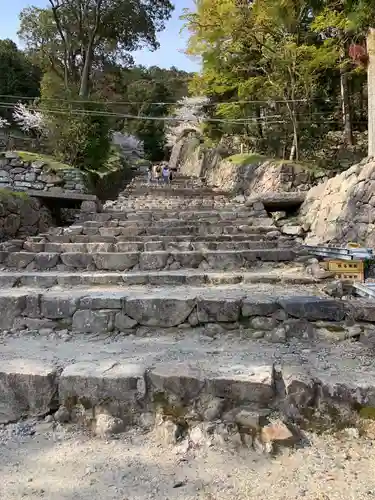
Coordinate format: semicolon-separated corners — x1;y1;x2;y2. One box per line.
184;0;336;160
0;39;40;99
125;77;172;161
19;0;174;98
312;1;361;145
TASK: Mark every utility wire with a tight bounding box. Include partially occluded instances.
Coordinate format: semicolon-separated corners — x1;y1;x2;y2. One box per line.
0;102;348;124
0;102;295;123
0;94;343;107
0;102;361;126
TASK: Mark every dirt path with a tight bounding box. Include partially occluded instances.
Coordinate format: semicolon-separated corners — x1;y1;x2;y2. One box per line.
0;420;374;500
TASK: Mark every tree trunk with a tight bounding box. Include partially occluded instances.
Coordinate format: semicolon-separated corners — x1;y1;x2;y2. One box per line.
79;42;94;98
368;29;375;157
255;106;263;138
286;102;299;161
340;64;353;145
289;123;298;161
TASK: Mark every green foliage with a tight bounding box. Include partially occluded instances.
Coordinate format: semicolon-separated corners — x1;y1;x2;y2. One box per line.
0;188;29;201
15;150;72;171
18;0;174;97
182;0;375;166
227;153;266;166
124;77;171;161
39;74;111;172
97;65;192;161
0;38;40;122
47;103;111;172
0;39;40;99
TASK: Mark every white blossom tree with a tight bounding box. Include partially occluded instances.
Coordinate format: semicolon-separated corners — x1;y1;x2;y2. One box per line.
0;117;10;149
165;96;209;147
0;117;10;129
112;131;144;159
12;103;46;135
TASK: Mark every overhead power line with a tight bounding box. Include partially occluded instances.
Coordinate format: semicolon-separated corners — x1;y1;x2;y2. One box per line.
0;102;347;125
0;102;355;126
0;94;342;107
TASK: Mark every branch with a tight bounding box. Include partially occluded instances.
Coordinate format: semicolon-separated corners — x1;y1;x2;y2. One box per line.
48;0;69;88
92;0;104;40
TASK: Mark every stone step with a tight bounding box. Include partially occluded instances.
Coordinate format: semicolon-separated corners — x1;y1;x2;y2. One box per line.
21;225;280;242
79;209;261;222
23;239;281;254
70;220;273;234
1;249;296;271
124;187;228;197
70;218;275;231
1;331;374;426
0;285;370;335
59;223;277;238
0;268;315;289
78;215;264;228
38;233;284;245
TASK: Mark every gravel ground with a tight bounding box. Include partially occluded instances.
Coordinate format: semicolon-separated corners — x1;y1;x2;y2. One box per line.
0;420;375;500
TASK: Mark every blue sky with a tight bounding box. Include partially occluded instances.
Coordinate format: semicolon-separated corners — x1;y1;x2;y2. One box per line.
1;0;200;72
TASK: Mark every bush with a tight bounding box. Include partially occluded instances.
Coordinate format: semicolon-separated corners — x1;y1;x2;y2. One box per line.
40;72;111;172
46;102;111;172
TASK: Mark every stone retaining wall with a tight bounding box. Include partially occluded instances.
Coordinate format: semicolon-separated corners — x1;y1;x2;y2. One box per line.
0;190;54;240
0;152;86;194
299;157;375;247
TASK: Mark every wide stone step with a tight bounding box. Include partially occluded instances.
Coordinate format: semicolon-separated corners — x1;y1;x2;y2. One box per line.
0;285;370;335
78;215;262;228
58;223;276;238
70;219;273;234
79;209;260;222
124;187;228;196
40;233;283;244
66;218;276;232
13;233;286;250
1;332;374;425
23;239;281;253
0;269;316;288
1;249;296;271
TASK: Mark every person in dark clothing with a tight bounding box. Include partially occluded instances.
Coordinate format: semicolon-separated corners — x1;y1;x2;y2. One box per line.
169;170;173;183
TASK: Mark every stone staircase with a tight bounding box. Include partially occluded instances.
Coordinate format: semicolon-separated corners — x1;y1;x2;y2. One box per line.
1;173;375;446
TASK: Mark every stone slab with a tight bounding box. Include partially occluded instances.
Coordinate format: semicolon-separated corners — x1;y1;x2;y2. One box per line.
148;362;274;405
24;189;98;202
278;296;347;321
0;359;58;424
246;192;306;211
59;361;146;420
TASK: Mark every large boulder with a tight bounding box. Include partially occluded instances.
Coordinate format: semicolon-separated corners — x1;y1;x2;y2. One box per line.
299;157;374;246
172;136;327;194
204;157;326;194
169;133;203;173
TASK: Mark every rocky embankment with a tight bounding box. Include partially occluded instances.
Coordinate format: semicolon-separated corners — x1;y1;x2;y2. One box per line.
300;157;375;246
169;135;329;194
0;190;53;240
